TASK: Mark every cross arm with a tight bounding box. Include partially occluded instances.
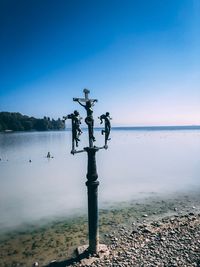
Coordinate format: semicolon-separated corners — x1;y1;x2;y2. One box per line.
73;97;98;103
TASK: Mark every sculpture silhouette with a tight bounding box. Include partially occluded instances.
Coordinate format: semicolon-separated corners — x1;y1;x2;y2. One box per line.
99;112;111;146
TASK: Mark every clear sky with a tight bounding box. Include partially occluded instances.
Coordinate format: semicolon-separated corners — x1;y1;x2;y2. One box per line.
0;0;199;126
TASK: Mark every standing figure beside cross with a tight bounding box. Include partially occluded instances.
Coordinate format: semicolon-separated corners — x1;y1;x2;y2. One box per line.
99;112;111;146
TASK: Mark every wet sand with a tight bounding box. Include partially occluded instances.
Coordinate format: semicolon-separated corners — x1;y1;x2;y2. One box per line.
0;189;200;267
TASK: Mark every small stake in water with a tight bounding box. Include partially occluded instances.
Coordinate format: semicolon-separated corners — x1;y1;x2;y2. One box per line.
63;89;111;255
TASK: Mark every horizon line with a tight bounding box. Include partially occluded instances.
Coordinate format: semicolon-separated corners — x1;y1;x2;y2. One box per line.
64;125;200;131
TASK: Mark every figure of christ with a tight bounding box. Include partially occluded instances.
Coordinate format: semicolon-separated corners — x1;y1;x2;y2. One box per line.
76;99;97;142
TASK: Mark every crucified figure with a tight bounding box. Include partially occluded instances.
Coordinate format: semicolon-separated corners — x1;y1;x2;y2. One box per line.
73;89;98;145
76;99;97;142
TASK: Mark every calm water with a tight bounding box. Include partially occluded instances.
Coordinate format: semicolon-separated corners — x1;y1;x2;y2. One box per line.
0;128;200;231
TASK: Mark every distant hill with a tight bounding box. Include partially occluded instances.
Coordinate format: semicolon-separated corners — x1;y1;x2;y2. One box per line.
0;112;65;132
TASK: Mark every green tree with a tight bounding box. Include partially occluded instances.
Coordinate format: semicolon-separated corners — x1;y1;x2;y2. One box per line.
0;112;65;132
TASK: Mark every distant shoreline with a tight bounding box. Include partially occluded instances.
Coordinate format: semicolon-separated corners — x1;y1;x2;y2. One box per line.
89;125;200;131
0;112;65;132
110;125;200;131
1;125;200;133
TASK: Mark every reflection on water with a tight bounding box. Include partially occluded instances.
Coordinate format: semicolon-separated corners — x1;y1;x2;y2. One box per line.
0;129;200;231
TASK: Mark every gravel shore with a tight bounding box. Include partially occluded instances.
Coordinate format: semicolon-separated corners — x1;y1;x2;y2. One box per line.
1;190;200;267
52;191;200;267
70;213;200;267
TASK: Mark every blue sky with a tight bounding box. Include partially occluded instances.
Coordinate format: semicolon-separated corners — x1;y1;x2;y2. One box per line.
0;0;199;126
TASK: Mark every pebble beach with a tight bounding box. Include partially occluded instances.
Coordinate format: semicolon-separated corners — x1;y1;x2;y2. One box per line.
0;190;200;267
70;213;200;267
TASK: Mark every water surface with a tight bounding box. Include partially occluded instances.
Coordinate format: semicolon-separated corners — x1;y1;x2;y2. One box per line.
0;128;200;231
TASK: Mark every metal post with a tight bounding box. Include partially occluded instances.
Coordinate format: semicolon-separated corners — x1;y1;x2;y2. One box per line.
85;147;99;254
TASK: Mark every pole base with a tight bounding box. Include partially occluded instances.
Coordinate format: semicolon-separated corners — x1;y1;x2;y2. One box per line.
76;244;109;265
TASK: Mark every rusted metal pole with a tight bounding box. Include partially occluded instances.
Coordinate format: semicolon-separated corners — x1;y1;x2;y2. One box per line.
84;146;99;254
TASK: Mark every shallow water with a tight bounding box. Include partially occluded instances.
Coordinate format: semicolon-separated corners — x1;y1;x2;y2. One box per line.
0;128;200;231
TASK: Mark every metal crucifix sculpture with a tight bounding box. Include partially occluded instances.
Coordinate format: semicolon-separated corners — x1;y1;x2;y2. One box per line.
63;89;111;255
73;88;97;148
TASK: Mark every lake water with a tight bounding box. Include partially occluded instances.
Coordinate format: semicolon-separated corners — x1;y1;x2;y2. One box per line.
0;128;200;232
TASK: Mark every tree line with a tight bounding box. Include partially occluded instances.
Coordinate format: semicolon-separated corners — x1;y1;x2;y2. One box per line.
0;112;65;132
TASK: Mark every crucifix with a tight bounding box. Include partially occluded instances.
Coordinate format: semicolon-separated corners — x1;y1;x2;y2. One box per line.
63;89;111;256
73;88;98;148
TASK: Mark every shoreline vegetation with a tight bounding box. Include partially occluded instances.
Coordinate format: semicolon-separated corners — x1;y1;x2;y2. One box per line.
0;112;200;133
0;190;200;267
0;112;65;132
1;111;200;134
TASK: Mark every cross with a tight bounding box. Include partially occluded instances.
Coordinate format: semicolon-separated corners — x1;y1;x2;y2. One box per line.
73;88;98;104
